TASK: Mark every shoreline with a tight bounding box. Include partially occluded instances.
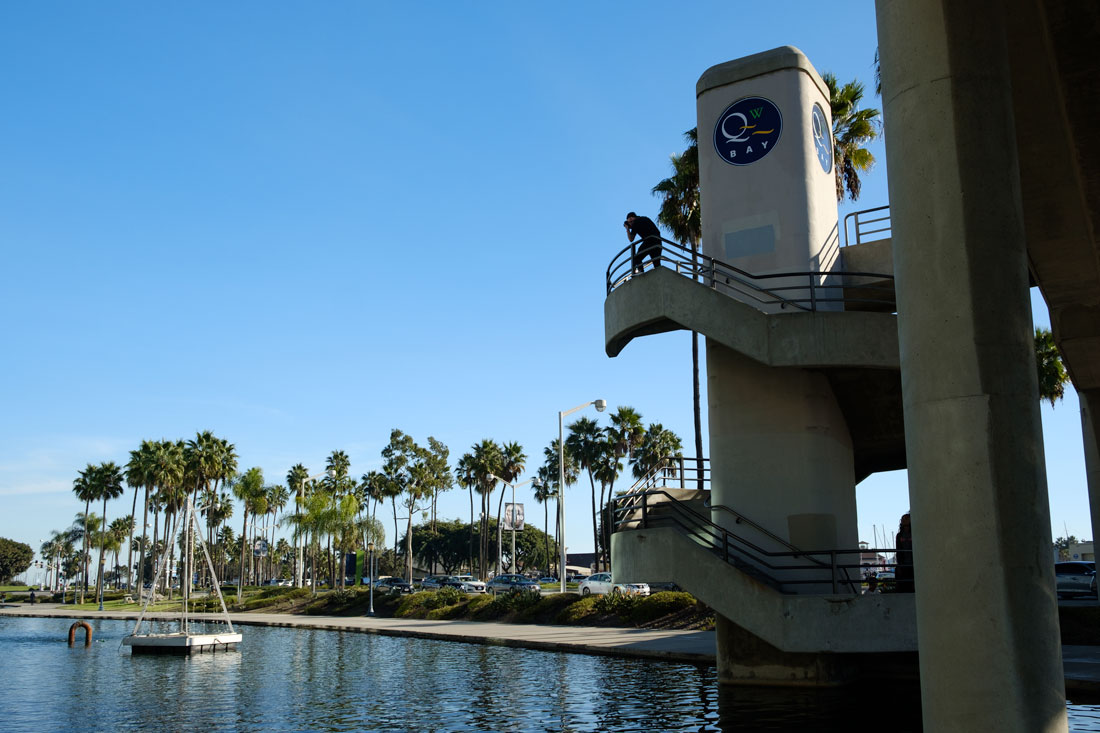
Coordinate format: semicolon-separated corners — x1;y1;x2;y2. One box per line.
0;604;718;666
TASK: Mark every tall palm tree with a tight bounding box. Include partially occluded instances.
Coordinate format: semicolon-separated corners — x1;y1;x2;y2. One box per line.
148;440;184;595
233;467;264;595
454;454;478;574
124;440;156;592
823;72;881;202
653;128;704;488
566;417;604;574
72;464;99;603
540;439;578;577
287;464;309;586
495;442;526;573
93;462;125;605
469;439;503;579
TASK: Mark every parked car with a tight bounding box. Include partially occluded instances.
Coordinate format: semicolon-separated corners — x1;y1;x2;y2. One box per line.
538;577;557;584
452;575;486;593
578;572;650;597
486;574;541;595
1055;561;1097;598
376;577;413;594
421;575;468;591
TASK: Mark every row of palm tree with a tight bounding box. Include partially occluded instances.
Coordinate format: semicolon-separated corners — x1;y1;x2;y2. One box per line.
52;410;686;596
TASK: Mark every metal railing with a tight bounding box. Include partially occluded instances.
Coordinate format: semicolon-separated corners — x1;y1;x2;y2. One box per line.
843;205;891;247
606;236;894;311
611;488;897;595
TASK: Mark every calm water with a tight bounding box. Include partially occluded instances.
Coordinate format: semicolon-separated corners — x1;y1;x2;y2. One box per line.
2;617;1098;732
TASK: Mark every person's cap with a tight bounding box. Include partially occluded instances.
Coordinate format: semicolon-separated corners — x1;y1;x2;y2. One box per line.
626;212;636;219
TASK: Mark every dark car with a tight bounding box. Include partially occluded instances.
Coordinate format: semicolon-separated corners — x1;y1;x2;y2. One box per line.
421;575;464;591
486;574;541;595
376;577;413;594
1055;561;1096;598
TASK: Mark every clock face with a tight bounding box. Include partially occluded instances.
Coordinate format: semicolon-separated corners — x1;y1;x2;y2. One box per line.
812;103;832;173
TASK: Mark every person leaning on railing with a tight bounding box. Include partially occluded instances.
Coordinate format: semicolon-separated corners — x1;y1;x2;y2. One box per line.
624;211;662;274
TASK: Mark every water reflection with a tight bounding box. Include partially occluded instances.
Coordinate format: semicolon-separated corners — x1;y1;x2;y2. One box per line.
2;617;1098;731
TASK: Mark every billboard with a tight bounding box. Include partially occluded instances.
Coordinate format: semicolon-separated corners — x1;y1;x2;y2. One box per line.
502;503;525;531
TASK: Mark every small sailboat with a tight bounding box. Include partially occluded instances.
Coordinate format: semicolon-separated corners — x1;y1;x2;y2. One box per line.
124;496;242;655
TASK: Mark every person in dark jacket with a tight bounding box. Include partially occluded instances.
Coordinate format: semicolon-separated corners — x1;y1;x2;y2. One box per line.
624;212;662;274
895;513;914;593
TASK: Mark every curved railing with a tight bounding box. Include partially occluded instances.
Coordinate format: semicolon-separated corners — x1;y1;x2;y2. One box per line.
605;236;895;312
843;205;891;246
611;488;894;595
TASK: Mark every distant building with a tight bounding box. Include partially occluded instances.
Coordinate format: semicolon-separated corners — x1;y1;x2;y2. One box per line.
1068;542;1094;562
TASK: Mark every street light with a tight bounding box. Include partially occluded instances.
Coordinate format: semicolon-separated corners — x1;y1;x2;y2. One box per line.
488;474;542;575
559;398;606;594
366;541;376;617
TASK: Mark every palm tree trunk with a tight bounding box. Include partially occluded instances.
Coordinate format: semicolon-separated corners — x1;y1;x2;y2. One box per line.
544;501;550;577
597;482;607;571
495;486;507;573
589;470;598;576
468;486;474;575
127;483;139;589
80;500;90;604
137;485;150;594
238;508;249;597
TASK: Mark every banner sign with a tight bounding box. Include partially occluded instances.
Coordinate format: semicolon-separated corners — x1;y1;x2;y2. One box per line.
503;503;525;531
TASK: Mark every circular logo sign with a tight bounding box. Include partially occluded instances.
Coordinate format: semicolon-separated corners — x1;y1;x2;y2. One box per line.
713;96;782;166
812;102;832;173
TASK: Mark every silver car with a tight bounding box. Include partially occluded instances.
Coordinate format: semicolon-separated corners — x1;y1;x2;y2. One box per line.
1055;561;1096;598
452;575;486;593
578;572;650;597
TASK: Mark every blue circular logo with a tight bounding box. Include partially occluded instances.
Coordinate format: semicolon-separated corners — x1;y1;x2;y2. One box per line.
713;96;782;166
812;103;832;173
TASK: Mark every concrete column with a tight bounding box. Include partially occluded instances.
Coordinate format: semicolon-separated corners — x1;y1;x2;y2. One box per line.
876;1;1066;729
707;340;857;588
1079;390;1100;557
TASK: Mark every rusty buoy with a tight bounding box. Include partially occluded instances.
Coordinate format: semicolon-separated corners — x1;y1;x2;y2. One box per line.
68;621;92;647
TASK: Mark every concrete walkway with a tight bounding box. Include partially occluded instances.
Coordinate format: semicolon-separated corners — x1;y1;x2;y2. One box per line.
4;604;1098;694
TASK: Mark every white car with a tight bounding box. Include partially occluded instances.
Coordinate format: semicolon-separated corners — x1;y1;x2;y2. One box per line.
452;575;486;593
578;572;650;597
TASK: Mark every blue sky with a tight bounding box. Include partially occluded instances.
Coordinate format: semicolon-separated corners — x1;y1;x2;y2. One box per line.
1;2;1090;568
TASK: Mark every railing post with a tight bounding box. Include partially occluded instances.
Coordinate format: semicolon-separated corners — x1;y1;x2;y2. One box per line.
809;274;817;311
641;491;648;528
679;456;685;489
831;551;838;594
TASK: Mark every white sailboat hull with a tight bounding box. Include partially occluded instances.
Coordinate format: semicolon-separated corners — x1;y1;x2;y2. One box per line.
123;631;242;655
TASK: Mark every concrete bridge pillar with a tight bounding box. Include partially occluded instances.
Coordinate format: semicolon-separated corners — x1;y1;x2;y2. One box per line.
876;0;1066;729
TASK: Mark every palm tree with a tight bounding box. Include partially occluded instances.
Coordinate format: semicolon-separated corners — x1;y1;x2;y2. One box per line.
108;516;132;588
652;129;704;489
287;464;309;586
454;454;478;574
823;72;881;202
124;440;156;592
72;464;99;603
566;417;605;574
494;442;526;573
632;424;685;481
469;439;503;579
540;439;578;577
148;440;184;595
1035;327;1070;406
93;462;125;605
233;467;264;595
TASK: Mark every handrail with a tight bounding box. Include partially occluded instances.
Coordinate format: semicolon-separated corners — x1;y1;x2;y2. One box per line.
605;236;895;311
843;205;891;247
612;489;897;595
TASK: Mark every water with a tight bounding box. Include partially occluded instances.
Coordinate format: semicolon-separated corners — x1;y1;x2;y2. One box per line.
2;617;1099;731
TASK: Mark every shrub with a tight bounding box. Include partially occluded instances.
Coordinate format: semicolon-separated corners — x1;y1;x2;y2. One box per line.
466;593;495;617
395;591;435;617
629;591;699;625
516;592;582;624
595;590;638;618
555;595;600;624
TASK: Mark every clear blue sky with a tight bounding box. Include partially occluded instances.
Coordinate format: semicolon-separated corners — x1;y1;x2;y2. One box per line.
1;2;1090;570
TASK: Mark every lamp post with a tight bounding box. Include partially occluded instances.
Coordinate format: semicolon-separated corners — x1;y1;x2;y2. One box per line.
367;541;376;617
558;399;606;594
488;474;541;575
296;468;336;589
